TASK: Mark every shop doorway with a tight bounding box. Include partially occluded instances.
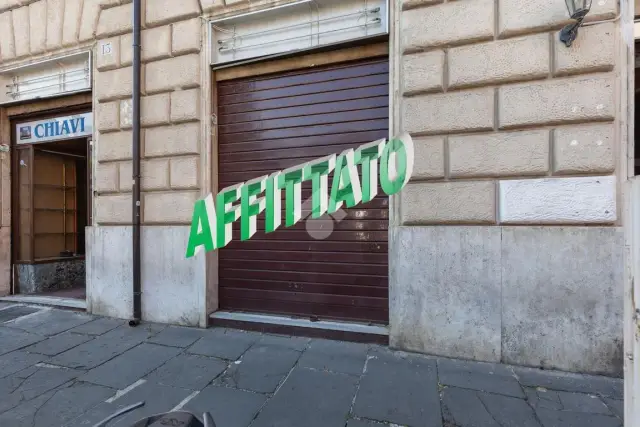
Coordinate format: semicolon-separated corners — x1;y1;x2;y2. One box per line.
10;112;92;304
216;56;390;325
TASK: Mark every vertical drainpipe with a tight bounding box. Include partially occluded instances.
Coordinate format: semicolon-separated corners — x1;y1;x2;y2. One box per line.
129;0;142;327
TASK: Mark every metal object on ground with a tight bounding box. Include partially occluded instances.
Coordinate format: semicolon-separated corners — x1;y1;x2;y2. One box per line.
91;401;216;427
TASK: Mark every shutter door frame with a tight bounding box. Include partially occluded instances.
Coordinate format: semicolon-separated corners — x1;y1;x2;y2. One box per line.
215;53;390;325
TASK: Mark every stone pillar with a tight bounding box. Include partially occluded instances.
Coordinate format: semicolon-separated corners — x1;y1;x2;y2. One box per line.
88;0;208;326
390;0;623;375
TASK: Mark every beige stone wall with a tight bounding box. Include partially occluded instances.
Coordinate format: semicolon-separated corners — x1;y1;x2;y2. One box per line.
0;0;216;296
0;0;100;241
397;0;621;226
90;0;308;226
0;0;216;227
0;0;623;227
93;0;205;225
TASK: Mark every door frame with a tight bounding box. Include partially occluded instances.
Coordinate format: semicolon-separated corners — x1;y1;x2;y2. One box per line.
5;97;92;297
207;42;392;336
86;136;93;227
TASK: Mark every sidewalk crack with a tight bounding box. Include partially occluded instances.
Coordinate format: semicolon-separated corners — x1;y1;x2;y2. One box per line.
477;392;505;427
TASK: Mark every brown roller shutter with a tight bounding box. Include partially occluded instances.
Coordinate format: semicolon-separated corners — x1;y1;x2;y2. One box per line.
217;56;389;324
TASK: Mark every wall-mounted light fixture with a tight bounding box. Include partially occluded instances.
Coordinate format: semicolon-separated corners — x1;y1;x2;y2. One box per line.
559;0;592;47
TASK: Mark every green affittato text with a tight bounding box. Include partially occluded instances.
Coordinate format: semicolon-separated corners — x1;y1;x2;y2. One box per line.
185;134;414;258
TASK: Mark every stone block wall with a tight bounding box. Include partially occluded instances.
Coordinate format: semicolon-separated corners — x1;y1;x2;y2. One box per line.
0;0;209;228
93;0;204;225
0;0;102;58
399;0;618;225
0;0;211;314
391;0;625;375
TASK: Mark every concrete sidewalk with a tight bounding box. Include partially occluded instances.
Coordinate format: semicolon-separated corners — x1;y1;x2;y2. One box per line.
0;303;624;427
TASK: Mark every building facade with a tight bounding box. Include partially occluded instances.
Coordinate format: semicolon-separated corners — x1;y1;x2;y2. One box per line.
0;0;631;377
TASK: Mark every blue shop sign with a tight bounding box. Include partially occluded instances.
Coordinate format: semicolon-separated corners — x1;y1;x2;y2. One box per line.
16;112;93;144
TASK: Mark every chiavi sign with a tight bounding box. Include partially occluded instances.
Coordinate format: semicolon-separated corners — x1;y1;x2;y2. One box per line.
16;113;93;144
185;134;414;258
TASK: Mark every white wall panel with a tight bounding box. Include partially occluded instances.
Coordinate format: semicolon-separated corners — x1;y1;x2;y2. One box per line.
498;176;617;223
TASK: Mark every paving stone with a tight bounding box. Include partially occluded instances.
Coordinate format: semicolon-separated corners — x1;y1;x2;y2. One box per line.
556;390;612;415
0;365;41;396
138;322;168;335
513;366;623;399
257;333;311;351
0;366;82;413
63;401;123;427
535;408;622;427
216;343;301;393
0;390;56;427
0;326;47;355
14;366;82;400
68;317;123;335
298;339;369;376
439;357;516;377
347;419;389;427
0;307;628;427
65;382;193;427
10;364;40;380
147;325;207;348
353;350;441;426
252;367;358;427
441;387;500;427
577;374;623;399
110;382;196;427
602;398;623;419
524;387;563;410
51;324;165;369
369;344;438;366
184;385;267;427
5;310;94;336
80;343;181;389
0;371;26;396
188;328;260;360
145;353;227;390
25;332;93;356
0;350;47;378
438;362;525;398
31;382;114;427
0;305;42;322
478;391;542;427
